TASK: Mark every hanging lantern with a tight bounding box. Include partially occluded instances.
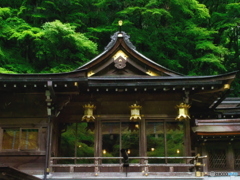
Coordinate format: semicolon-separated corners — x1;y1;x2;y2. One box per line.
82;104;96;122
175;103;191;121
129;104;142;121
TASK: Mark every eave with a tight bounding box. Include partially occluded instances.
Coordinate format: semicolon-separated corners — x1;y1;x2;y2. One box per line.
0;69;87;82
0;70;88;93
88;71;237;86
86;71;237;95
192;118;240;136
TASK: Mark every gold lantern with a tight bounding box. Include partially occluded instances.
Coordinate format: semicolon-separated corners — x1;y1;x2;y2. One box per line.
129;104;142;121
224;84;230;90
82;104;96;122
175;103;191;121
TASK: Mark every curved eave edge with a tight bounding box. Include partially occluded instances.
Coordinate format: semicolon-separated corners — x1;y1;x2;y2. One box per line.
89;71;238;81
130;47;183;76
75;49;109;70
0;69;88;81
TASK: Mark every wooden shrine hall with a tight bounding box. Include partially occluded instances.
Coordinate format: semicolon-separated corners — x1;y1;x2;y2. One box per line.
0;31;239;180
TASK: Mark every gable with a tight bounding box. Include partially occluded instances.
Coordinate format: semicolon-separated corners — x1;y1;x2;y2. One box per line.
76;32;182;77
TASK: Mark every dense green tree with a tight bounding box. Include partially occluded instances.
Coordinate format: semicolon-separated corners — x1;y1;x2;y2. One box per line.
0;0;239;93
0;7;36;73
198;0;240;95
117;0;228;75
36;20;98;72
0;7;97;73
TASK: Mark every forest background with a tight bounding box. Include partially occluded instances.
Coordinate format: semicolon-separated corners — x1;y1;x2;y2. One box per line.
0;0;239;95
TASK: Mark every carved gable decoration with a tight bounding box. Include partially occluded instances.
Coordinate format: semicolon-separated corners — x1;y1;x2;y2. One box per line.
114;57;127;69
113;50;127;69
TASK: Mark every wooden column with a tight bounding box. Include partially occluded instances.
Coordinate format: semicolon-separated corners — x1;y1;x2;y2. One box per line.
44;89;54;180
94;118;101;157
184;120;191;156
74;123;78;164
94;118;101;174
140;118;146;157
201;144;208;172
164;121;167;163
44;114;53;180
140;117;147;172
227;143;234;170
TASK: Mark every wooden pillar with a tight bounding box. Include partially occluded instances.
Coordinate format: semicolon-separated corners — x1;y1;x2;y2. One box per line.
94;118;101;174
94;118;101;157
44;89;54;180
164;121;167;163
74;123;78;164
184;120;191;156
44;115;53;180
140;117;147;172
202;144;208;172
227;143;234;170
140;117;146;157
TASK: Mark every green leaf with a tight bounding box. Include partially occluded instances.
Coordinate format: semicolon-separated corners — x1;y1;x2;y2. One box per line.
0;7;11;19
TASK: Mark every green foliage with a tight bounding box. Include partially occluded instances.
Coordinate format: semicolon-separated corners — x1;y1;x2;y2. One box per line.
147;122;184;163
41;64;78;73
0;67;16;74
60;123;94;163
35;20;97;71
0;10;97;73
0;7;11;19
0;0;239;94
198;0;240;95
116;0;229;74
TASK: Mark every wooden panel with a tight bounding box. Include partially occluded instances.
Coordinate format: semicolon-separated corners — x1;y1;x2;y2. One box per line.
100;167;120;172
149;166;170;172
0;94;46;118
53;167;94;172
0;118;47;126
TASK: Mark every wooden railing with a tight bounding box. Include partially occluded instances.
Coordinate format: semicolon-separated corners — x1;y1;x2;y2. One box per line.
49;154;207;177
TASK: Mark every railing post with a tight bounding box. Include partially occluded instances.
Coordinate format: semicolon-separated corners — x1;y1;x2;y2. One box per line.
120;159;123;172
194;154;205;177
143;158;149;176
49;159;53;173
70;166;74;173
94;158;99;176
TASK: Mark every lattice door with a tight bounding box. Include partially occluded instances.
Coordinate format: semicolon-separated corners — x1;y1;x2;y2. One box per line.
234;149;240;170
208;149;227;170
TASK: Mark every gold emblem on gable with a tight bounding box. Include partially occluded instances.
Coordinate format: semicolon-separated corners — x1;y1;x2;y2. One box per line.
113;50;128;69
113;50;128;60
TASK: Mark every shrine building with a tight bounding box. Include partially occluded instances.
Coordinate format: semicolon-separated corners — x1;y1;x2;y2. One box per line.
0;31;240;180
